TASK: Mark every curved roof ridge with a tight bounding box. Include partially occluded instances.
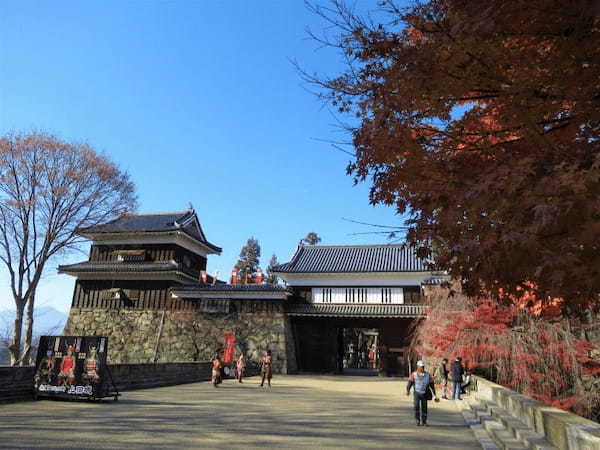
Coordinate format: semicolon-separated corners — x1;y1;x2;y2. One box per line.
296;243;410;250
122;210;192;217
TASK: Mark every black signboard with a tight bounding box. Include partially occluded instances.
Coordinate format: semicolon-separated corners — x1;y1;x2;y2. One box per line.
34;336;118;401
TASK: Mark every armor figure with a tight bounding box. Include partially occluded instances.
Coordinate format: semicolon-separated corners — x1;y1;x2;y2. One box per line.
83;346;100;383
35;351;55;387
57;344;76;386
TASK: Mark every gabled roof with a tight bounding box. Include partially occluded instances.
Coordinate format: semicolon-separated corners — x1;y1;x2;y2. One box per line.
78;209;221;253
272;244;430;274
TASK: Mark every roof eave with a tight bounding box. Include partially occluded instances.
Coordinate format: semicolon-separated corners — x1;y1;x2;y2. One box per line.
170;289;288;300
57;268;198;283
77;230;222;255
273;270;433;275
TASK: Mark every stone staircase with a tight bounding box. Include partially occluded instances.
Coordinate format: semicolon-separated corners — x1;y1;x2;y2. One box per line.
463;376;600;450
459;397;557;450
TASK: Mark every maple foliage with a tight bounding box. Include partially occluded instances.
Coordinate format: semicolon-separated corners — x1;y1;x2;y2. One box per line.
414;284;600;418
307;0;600;312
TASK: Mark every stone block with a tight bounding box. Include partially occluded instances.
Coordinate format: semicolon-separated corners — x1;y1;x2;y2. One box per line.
473;376;600;450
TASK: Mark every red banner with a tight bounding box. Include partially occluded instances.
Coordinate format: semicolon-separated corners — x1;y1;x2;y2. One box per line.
223;332;236;364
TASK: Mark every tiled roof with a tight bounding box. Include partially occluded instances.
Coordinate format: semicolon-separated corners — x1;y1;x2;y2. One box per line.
78;210;221;252
272;244;429;273
58;261;180;274
172;284;288;292
286;303;426;317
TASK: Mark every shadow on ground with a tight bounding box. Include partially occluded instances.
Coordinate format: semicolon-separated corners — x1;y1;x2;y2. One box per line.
0;375;481;449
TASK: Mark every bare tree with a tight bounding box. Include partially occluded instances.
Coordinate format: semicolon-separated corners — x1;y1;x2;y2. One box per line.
0;132;137;365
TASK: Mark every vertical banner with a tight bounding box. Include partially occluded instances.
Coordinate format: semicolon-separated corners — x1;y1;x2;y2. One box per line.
223;332;236;364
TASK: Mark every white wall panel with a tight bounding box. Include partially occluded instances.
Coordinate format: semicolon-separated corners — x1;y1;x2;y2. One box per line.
312;287;404;304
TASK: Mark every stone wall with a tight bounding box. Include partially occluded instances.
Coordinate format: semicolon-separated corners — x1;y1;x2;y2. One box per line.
472;376;600;449
109;362;212;391
283;315;298;373
64;305;295;373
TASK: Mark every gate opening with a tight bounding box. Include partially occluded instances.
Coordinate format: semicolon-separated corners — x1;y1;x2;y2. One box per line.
291;317;416;376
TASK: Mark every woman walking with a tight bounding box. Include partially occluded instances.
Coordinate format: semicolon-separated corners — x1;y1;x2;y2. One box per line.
211;354;222;388
236;354;246;383
260;350;273;387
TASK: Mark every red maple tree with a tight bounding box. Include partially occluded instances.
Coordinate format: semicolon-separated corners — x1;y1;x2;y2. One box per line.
307;0;600;312
414;284;600;418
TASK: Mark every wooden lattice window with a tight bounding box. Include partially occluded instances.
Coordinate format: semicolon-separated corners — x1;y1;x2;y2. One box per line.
114;250;146;262
101;288;122;300
124;289;140;301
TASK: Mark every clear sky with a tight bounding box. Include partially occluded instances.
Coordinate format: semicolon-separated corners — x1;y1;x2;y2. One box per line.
0;1;406;313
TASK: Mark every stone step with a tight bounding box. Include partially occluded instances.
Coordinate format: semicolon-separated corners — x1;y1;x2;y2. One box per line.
489;405;557;450
464;399;541;450
467;397;558;450
476;409;495;422
462;409;480;427
483;420;507;437
515;430;557;450
491;428;528;450
470;423;501;450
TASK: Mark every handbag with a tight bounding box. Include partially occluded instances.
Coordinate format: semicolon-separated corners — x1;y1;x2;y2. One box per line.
425;387;433;401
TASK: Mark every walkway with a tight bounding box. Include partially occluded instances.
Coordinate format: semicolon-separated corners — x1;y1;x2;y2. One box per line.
0;375;482;449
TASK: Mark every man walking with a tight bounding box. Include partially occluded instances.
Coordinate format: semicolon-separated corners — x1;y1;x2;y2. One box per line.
406;360;438;426
451;357;465;400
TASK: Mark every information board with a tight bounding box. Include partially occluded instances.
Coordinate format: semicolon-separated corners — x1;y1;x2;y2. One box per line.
34;336;117;400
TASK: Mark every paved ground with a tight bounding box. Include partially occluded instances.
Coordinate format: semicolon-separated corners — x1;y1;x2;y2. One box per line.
0;375;482;449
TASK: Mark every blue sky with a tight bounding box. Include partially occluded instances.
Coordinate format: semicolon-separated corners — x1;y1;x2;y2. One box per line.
0;1;406;313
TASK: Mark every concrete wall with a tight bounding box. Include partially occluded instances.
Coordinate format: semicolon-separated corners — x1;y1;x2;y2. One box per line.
64;306;294;373
473;376;600;449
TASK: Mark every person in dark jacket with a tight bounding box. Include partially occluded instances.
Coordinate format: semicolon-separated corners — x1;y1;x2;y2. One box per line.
406;360;439;426
451;357;465;400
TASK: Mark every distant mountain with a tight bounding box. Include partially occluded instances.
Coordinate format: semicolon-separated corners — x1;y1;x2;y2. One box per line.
0;306;68;365
0;306;67;336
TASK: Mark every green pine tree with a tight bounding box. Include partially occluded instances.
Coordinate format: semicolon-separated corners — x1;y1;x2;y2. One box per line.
267;253;279;284
302;232;321;245
234;237;261;284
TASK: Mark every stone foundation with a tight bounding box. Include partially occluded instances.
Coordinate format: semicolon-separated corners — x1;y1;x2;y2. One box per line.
64;306;296;373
